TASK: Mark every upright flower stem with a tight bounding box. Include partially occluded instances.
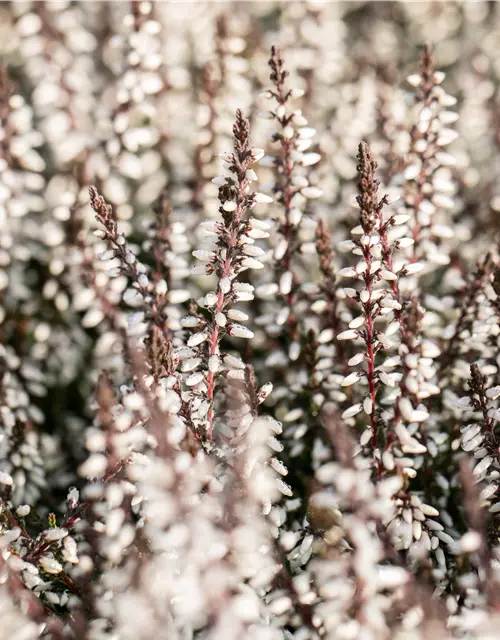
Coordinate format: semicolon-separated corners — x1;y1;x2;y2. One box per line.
206;176;245;437
191;110;271;440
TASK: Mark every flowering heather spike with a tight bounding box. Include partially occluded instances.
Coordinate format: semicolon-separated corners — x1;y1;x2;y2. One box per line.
315;218;347;374
396;44;459;276
339;142;406;456
89;186;170;337
190;109;271;440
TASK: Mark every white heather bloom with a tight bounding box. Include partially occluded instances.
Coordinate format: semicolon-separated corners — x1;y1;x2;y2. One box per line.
473;456;492;477
180;316;200;328
301;186;323;199
208;355;220;373
348;353;365;366
404;262;424;275
215;312;227;327
230;324;254;339
251;147;265;161
342;372;361;387
79;454;108;479
342;404;362;419
241;257;264;270
0;471;13;485
407;73;421;87
349;316;365;329
393;214;410;225
39;556;63;575
156;279;168;295
337;330;358;341
186;372;204;386
223;201;237;213
302;152;321;167
219;277;231;294
397;237;414;248
44;528;68;541
192;250;213;262
280;271;293;296
123;393;144;411
82;308;104;329
188;332;207;347
338;267;357;278
363;397;373;415
227;309;248;322
247;227;270;239
254;192;273;204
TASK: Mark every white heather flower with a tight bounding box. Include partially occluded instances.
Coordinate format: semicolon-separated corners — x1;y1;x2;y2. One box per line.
168;290;191;304
404;263;424;275
393;214;410;225
188;332;207;347
337;330;358;341
342;372;361;387
251;147;265;161
247;227;270;239
254;192;273;204
338;267;357;278
349;316;365;329
348;353;365;366
301;152;320;167
82;308;104;329
397;237;414;248
208;355;220;373
301;186;323;199
473;456;492;477
280;271;293;295
182;358;202;372
212;176;226;186
44;528;68;541
459;531;481;553
407;73;421;86
269;596;293;616
0;471;13;485
186;372;204;386
79;454;108;479
437;129;459;146
219;277;231;294
180;316;200;328
223;201;237;212
227;309;248;322
155;279;168;295
363;397;373;415
241;257;264;270
123;393;144;411
230;324;254;339
342;404;362;419
192;250;213;262
297;127;316;139
39;556;63;575
215;312;227;327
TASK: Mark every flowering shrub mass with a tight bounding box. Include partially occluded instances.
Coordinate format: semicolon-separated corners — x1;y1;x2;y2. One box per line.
3;1;500;638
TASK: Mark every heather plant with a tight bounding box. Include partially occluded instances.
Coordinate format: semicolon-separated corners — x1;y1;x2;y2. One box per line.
4;3;500;640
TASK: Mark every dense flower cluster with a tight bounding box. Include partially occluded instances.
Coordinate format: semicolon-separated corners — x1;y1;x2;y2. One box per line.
3;2;500;639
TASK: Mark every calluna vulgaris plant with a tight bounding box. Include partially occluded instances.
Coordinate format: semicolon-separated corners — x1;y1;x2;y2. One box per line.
4;2;500;639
